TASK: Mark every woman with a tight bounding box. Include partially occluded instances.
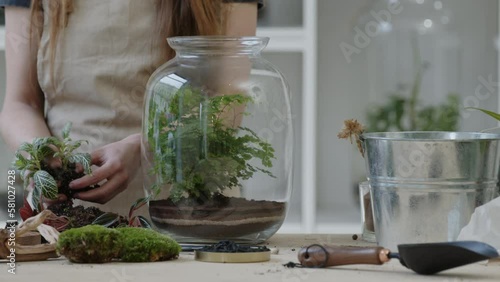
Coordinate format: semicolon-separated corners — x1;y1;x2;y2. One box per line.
0;0;262;216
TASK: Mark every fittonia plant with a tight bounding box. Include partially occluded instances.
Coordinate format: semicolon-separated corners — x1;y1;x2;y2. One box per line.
12;123;92;212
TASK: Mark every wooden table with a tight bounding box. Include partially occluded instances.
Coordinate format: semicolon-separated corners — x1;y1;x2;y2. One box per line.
4;234;500;282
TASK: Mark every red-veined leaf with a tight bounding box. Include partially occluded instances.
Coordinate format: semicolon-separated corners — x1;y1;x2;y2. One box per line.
92;212;121;227
138;216;152;229
128;196;149;219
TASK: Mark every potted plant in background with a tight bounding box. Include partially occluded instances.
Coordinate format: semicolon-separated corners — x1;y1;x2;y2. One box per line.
365;65;460;132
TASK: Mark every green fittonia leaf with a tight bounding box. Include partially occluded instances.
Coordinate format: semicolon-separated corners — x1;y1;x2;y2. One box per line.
33;170;58;200
62;122;72;139
16;142;34;155
69;153;92;175
13;153;30;170
22;170;35;189
33;136;59;150
32;184;42;212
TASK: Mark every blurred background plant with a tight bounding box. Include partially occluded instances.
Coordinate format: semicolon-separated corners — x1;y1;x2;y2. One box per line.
365;37;460;132
365;67;460;132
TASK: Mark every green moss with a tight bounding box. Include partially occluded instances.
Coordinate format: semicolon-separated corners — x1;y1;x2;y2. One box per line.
56;225;181;263
56;225;121;263
117;227;181;262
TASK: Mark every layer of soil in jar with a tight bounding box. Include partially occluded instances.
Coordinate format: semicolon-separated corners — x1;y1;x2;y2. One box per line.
148;194;286;239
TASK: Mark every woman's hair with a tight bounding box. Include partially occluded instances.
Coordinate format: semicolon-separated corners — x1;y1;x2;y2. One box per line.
156;0;227;58
30;0;228;83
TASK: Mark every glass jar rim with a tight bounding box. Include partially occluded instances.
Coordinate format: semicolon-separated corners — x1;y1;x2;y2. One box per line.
167;36;269;54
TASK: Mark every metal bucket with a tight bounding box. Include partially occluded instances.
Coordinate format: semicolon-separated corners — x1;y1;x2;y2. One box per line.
361;132;500;183
360;132;500;249
369;181;496;250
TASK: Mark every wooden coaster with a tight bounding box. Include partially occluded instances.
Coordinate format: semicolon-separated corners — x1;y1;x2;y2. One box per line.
195;250;270;263
17;231;42;245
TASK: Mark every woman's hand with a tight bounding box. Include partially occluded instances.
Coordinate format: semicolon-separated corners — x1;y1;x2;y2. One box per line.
69;134;141;204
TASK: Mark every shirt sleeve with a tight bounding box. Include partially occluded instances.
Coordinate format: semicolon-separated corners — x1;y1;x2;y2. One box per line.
0;0;30;8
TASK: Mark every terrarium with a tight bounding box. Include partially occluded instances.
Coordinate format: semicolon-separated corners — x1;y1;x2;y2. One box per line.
141;36;293;243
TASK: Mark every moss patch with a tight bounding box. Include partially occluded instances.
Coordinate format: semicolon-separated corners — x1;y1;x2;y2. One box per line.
117;227;181;262
56;225;181;263
57;225;121;263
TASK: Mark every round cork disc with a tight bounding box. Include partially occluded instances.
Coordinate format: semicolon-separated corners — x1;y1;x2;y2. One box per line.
195;250;271;263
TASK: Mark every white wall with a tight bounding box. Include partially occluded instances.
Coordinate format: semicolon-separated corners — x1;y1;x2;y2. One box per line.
316;0;370;225
445;0;499;131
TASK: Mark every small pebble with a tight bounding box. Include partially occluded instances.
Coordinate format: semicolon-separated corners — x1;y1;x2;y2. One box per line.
291;248;295;251
352;234;358;240
270;248;279;255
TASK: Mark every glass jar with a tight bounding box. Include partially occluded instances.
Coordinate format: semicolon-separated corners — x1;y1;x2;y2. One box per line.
141;36;293;243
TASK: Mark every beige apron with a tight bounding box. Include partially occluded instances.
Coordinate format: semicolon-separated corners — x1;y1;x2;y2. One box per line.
37;0;164;217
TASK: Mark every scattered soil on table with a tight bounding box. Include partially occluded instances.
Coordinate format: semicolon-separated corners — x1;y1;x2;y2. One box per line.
39;161;128;230
47;202;126;229
283;262;301;268
149;194;286;238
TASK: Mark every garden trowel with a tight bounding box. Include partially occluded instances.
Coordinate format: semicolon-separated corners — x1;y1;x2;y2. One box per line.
298;241;499;275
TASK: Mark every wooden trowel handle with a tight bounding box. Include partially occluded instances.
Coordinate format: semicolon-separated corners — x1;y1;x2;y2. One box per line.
298;245;391;268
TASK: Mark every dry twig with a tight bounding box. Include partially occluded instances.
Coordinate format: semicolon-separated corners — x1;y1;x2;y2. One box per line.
337;119;365;157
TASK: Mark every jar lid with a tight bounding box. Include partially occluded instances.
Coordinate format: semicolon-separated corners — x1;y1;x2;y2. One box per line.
195;249;270;263
193;240;271;263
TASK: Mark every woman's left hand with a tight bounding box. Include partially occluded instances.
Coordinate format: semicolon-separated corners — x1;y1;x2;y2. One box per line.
69;133;141;204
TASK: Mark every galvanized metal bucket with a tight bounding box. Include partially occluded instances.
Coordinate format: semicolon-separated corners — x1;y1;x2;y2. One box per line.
361;132;500;183
360;132;500;249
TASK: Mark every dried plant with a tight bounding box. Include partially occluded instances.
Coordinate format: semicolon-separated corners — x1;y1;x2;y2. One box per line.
338;119;365;157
